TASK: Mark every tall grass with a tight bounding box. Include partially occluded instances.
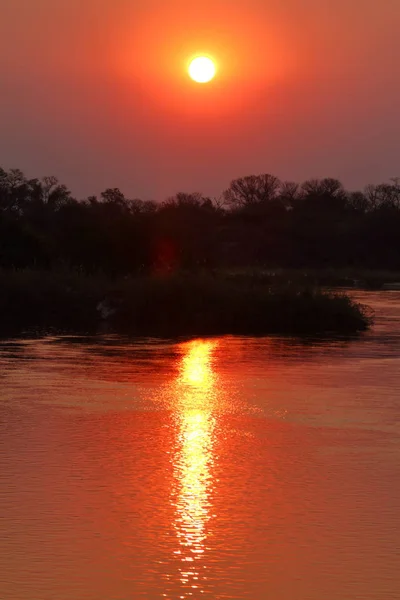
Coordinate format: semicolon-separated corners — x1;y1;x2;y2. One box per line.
221;267;400;289
0;269;372;337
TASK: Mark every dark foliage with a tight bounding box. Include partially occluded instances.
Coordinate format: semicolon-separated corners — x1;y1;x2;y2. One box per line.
0;270;370;337
1;168;400;273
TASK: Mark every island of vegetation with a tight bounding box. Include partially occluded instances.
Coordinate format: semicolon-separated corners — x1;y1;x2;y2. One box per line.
3;167;397;336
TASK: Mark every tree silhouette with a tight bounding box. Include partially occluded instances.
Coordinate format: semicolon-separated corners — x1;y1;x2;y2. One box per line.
1;166;400;273
224;174;281;208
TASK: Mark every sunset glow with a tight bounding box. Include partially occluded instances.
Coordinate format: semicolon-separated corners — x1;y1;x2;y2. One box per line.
2;1;400;198
188;56;216;83
2;1;400;598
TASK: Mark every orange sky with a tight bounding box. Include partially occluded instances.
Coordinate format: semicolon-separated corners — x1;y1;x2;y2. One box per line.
1;0;399;199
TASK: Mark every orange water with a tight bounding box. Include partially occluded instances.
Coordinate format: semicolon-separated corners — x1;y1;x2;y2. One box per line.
0;292;399;599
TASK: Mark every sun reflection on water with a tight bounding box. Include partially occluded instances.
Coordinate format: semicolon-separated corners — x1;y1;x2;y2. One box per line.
172;339;219;596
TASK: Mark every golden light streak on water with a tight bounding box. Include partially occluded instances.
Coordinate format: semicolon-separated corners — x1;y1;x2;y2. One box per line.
172;340;218;596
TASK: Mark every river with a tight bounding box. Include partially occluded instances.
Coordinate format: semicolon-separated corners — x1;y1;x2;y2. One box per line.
0;291;399;599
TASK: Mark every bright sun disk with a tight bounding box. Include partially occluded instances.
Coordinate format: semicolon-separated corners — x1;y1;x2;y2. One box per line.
188;57;216;83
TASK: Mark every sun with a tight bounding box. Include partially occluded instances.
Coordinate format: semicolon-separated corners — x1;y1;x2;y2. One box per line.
188;56;216;84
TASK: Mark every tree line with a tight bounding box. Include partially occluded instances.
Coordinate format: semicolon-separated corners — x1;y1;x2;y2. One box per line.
1;167;400;274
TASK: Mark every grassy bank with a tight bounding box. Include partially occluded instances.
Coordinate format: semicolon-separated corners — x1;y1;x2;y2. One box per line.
222;267;400;290
0;269;372;337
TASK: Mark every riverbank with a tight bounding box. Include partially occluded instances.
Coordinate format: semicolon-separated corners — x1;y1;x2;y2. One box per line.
221;268;400;290
0;269;371;337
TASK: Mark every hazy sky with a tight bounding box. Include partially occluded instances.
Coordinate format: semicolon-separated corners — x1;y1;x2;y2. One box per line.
1;0;399;200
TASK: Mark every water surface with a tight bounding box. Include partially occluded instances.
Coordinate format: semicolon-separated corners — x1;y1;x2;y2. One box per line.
0;292;399;599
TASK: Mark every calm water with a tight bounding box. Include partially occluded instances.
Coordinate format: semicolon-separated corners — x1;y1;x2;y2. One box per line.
0;292;399;600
